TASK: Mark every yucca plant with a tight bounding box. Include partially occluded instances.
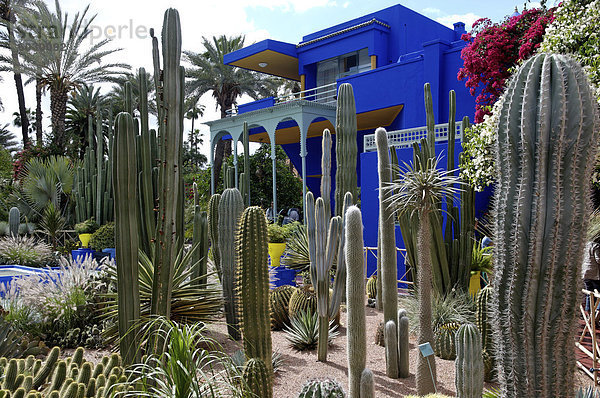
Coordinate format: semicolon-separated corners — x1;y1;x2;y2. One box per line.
122;317;248;398
284;311;338;351
281;224;310;272
102;248;223;345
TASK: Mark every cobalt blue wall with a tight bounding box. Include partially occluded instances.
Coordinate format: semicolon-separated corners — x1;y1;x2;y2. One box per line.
360;142;493;283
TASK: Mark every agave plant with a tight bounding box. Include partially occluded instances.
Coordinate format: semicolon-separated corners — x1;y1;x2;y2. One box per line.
102;248;223;345
122;317;247;398
283;310;339;351
281;223;310;272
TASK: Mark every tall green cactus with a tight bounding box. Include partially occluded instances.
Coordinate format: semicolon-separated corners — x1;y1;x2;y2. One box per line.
219;188;244;340
192;208;208;288
237;206;273;383
242;121;251;206
334;83;358;216
112;112;140;365
384;320;399;379
329;191;352;319
375;128;398;363
345;205;366;398
150;8;184;322
476;285;495;381
208;194;222;282
306;192;340;362
454;323;483;398
398;311;409;378
321;129;332;220
492;54;599;397
8;207;19;237
243;358;272;398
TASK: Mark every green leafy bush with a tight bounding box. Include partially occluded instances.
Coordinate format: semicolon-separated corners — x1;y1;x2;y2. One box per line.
0;236;53;266
268;223;287;243
89;222;115;251
74;218;99;234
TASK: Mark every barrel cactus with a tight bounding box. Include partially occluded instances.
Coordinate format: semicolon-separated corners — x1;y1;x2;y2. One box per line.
298;378;345;398
492;54;599;397
237;206;272;377
366;275;377;299
270;285;297;330
434;322;461;360
289;288;317;320
455;323;483;398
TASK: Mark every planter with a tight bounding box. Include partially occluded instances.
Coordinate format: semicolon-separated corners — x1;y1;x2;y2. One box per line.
269;265;297;288
102;248;116;260
78;233;92;248
268;242;286;268
0;265;59;298
469;271;482;297
71;248;94;263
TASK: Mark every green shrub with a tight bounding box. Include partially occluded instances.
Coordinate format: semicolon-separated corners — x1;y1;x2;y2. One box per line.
268;223;287;243
89;222;115;251
74;218;98;234
0;236;53;267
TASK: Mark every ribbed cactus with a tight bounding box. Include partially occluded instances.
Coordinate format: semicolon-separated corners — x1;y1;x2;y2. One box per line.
360;368;375;398
366;275;377;299
237;206;272;377
476;286;495;382
243;358;272;398
434;322;460;360
8;207;19;237
455;323;483;398
150;8;184;324
112;112;140;365
242;121;251;206
321;129;332;220
398;312;409;378
375;127;398;374
330;192;352;319
298;379;345;398
492;54;599;397
306;192;341;362
32;347;59;389
270;285;296;330
208;194;222;282
219;188;244;340
334;83;358;216
384;320;399;379
191;186;209;288
289;288;317;319
345;205;366;398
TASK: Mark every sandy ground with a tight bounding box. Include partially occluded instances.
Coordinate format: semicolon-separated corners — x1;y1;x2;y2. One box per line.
206;306;496;397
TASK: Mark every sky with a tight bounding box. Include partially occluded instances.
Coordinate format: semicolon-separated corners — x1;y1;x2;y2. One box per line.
0;0;550;158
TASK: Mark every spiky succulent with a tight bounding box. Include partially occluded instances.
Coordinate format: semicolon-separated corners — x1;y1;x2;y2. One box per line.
284;311;338;351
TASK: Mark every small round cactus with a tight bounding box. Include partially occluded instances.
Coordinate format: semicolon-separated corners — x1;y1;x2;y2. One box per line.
297;378;345;398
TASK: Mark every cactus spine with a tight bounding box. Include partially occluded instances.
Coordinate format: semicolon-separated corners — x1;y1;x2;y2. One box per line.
334;83;358;216
219;188;244;340
375;127;398;372
243;358;272;398
237;206;273;379
345;206;366;398
150;8;184;322
112;112;140;365
8;207;19;237
454;323;483;398
492;54;599;397
208;194;222;281
306;192;341;362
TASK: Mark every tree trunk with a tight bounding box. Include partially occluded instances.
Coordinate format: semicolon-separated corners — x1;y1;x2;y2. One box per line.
8;23;29;147
50;86;68;155
35;78;43;146
416;212;436;395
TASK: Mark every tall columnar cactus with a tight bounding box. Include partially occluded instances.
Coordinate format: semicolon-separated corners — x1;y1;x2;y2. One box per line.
455;323;483;398
192;207;209;288
208;194;222;281
8;207;19;237
398;311;409;378
492;54;599;397
237;206;273;380
384;320;399;379
243;358;272;398
330;191;353;319
321;129;332;220
150;8;184;323
112;112;140;365
219;188;244;340
345;205;366;398
360;368;375;398
242;122;251;206
375;128;398;357
476;285;495;381
334;83;358;216
306;192;341;362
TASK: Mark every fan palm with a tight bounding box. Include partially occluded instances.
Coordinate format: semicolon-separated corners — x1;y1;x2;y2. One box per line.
13;0;129;155
184;35;280;187
0;123;19;152
386;153;461;395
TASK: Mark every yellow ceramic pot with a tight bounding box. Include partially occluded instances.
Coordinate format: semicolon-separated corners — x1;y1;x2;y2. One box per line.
268;242;286;268
79;233;92;248
469;271;481;297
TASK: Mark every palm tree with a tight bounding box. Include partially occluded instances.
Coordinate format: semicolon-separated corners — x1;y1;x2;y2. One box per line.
14;0;129;155
184;35;280;187
0;0;32;147
0;123;18;152
106;70;156;116
12;108;34;136
65;84;105;159
387;154;460;396
185;95;204;167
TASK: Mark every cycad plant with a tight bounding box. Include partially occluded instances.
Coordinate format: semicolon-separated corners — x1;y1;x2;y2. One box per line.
386;149;461;395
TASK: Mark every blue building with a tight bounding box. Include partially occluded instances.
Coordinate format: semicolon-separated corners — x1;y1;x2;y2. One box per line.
206;4;487;279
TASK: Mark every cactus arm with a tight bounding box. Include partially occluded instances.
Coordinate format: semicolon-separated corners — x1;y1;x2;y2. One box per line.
243;122;251;206
321;129;332;220
306;192;317;286
329;191;353;318
208;194;222;282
